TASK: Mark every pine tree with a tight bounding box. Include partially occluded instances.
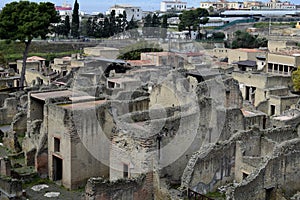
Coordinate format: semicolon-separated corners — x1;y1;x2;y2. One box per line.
71;0;80;38
0;1;59;87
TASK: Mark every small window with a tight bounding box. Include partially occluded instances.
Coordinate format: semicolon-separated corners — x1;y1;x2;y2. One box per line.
123;163;129;178
54;137;60;152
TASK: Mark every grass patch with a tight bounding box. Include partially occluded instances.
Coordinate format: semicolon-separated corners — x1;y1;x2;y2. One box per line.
253;22;296;28
22;175;53;188
0;40;96;63
206;191;226;199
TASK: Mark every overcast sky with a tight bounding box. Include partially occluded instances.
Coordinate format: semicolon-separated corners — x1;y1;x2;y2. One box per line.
0;0;299;13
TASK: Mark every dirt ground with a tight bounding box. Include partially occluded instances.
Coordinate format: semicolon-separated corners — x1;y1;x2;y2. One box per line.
24;183;84;200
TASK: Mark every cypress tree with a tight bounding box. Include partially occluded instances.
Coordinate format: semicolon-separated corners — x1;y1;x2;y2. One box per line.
71;0;80;38
64;15;71;38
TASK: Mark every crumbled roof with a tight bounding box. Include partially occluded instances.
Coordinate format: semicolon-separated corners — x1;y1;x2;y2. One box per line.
107;77;139;84
236;48;264;53
127;60;152;66
234;60;257;67
30;90;91;101
59;99;107;110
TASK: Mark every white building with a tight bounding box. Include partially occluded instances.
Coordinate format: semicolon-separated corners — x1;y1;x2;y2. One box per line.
55;3;72;21
107;4;142;21
264;0;296;10
160;0;187;12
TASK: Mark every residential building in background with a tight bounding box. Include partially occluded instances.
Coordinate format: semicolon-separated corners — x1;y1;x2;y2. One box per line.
160;0;187;12
55;2;72;20
200;0;296;11
107;4;142;21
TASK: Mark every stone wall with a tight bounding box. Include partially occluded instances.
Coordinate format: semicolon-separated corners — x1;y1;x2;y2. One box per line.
231;138;300;200
85;173;153;200
181;141;236;194
48;103;110;189
11;111;27;136
0;176;22;199
0;97;19;125
181;126;298;195
0;93;9;107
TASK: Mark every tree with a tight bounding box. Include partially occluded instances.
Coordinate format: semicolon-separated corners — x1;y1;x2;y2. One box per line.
109;10;117;37
64;15;71;38
143;14;152;37
126;17;139;39
71;0;80;38
292;68;300;91
0;1;59;87
118;41;163;60
121;11;128;32
0;52;6;67
230;30;267;49
178;8;209;38
212;32;225;40
160;15;168;39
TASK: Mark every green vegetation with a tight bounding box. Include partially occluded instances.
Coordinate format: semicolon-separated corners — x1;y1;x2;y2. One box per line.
178;8;209;38
230;30;267;49
55;15;71;38
84;11;139;38
253;21;297;28
206;191;226;199
212;32;226;39
0;52;6;67
22;174;53;188
71;0;80;38
292;67;300;91
117;41;163;60
0;41;81;63
0;1;59;87
142;13;162;38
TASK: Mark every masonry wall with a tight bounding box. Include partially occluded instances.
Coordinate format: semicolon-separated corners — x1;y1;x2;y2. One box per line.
232;72;293;108
0;93;9;107
48;104;109;189
0;97;19;125
232;138;300;200
186;141;236;194
85;173;153;200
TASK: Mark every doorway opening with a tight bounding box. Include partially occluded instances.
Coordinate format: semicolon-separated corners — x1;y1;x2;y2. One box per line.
53;156;62;181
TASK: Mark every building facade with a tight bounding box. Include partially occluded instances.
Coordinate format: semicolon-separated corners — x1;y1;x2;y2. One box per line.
160;0;187;12
107;4;142;21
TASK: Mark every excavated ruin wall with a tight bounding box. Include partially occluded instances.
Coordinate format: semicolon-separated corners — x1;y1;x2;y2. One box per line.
85;173;153;200
0;97;19;125
181;126;298;195
232;138;300;200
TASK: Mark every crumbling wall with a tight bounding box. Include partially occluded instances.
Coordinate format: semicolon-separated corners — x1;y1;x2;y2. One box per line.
181;126;294;195
0;93;9;107
48;103;110;189
11;111;27;136
22;119;43;166
244;114;266;130
0;97;19;125
231;138;300;200
181;141;236;194
0;157;11;177
263;126;298;143
85;173;153;200
0;176;22;199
